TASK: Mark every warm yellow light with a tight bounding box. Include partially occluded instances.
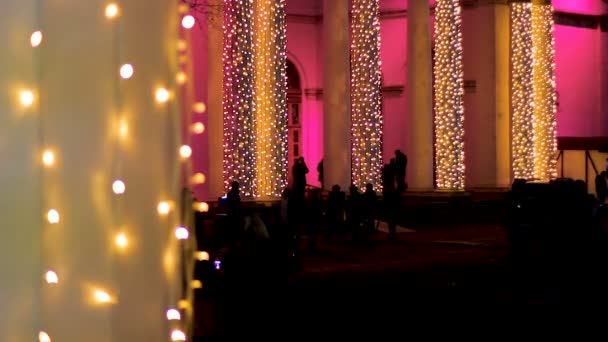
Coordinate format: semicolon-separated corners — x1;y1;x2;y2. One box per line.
175;227;189;240
177;39;188;52
118;119;129;139
195;251;210;261
192;280;203;289
193;202;209;213
166;308;181;321
182;15;195;29
178;299;189;309
176;72;187;85
115;233;128;249
112;180;126;195
178;3;189;14
191;173;206;185
31;31;43;47
105;3;120;19
45;270;58;284
191;122;205;134
157;201;171;215
38;331;51;342
179;145;192;159
155;88;170;103
42;150;55;167
171;330;187;341
47;209;60;224
94;289;112;304
20;89;35;107
120;64;134;79
192;102;206;114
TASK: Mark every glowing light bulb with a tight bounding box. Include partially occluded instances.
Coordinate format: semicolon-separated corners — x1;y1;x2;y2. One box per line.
175;227;189;240
105;3;120;19
182;15;195;29
176;72;187;85
179;145;192;159
120;64;134;79
177;39;188;52
171;330;187;341
118;119;129;139
157;201;171;215
155;88;170;103
45;270;58;284
115;233;128;249
20;90;35;107
195;251;210;261
191;173;206;185
178;299;189;309
31;31;43;47
38;331;51;342
112;180;126;195
192;102;206;113
47;209;60;224
166;308;181;321
193;202;209;213
42;150;55;167
192;280;203;289
191;122;205;134
94;289;112;303
178;3;189;14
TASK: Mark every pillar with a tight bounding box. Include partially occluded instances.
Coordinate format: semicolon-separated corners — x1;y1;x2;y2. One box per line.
463;0;511;188
208;0;224;199
0;0;190;340
407;0;434;191
323;0;351;190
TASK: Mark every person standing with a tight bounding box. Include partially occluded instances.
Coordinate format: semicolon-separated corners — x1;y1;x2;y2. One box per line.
395;150;408;193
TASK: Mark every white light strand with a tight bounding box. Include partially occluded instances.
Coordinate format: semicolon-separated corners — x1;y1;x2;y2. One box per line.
433;0;465;190
510;2;535;179
531;3;557;181
350;0;383;191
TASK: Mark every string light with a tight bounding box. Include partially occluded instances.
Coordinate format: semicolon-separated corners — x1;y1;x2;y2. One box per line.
19;89;35;107
177;39;188;52
193;201;209;212
510;2;535;179
191;280;203;289
191;122;205;134
181;15;195;29
157;201;171;215
166;309;181;321
179;145;192;159
93;289;113;304
112;180;126;194
120;64;134;79
191;173;206;185
171;330;187;341
30;31;43;47
115;232;128;249
45;270;59;284
531;2;557;181
195;251;210;261
47;209;60;224
105;3;120;19
42;150;55;167
433;0;465;190
118;118;129;139
350;0;383;191
155;87;170;103
38;331;51;342
193;102;206;113
176;71;187;85
175;227;189;240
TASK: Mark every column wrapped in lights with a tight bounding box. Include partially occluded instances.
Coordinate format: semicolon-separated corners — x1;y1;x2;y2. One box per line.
350;0;383;190
223;0;257;197
223;0;287;197
531;0;557;181
253;0;288;197
433;0;465;190
510;1;535;179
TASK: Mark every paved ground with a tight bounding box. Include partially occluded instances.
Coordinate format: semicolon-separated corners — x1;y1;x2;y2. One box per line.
194;222;608;340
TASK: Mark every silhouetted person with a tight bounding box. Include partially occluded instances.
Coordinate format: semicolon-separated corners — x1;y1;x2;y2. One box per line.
595;158;608;203
362;183;378;235
327;184;346;237
226;181;242;244
307;188;323;250
317;159;324;189
395;150;408;192
292;157;309;198
381;163;395;193
346;185;362;240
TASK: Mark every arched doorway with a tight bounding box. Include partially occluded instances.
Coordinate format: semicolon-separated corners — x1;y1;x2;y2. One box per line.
286;59;302;185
